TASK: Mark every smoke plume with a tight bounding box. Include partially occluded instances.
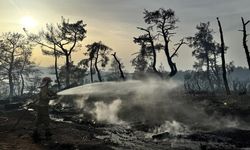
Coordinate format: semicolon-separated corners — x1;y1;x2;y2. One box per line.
91;99;125;124
58;79;244;133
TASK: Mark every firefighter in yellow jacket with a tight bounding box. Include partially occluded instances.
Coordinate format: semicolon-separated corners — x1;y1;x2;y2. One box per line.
32;77;56;142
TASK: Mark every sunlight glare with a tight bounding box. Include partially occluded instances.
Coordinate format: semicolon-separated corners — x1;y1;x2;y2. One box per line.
20;16;37;28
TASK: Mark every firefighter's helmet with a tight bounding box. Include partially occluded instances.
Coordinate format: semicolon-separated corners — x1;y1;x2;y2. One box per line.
39;77;52;88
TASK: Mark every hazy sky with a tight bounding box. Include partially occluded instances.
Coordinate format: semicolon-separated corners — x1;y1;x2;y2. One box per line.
0;0;250;71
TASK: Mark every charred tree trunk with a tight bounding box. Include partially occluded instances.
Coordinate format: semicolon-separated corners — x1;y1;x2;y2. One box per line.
90;59;93;83
8;51;15;101
217;17;230;95
151;48;162;77
65;54;70;88
19;55;26;96
137;27;162;78
111;52;126;80
148;35;162;78
161;27;177;77
54;55;61;90
241;17;250;70
8;70;14;101
54;45;61;90
94;50;102;82
20;73;25;95
212;52;222;90
205;50;214;91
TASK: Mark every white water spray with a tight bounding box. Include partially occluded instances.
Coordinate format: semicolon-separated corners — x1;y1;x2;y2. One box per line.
58;79;242;132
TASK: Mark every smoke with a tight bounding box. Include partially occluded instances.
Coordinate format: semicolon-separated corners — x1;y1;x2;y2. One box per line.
91;99;125;124
153;120;190;135
58;79;245;133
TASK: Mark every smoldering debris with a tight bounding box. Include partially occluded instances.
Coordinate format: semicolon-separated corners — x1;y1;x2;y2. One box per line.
57;79;248;135
152;120;190;136
1;79;250;149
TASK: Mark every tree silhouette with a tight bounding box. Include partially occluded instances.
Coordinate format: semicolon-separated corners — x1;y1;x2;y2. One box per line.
135;27;163;78
85;41;112;82
111;52;126;80
15;48;36;95
59;62;87;86
131;40;151;74
210;43;223;89
24;26;63;90
187;22;216;91
239;17;250;70
143;8;185;77
25;17;87;88
42;43;62;90
217;17;230;95
0;32;33;100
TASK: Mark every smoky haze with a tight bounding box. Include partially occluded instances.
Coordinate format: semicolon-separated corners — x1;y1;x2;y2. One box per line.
58;79;244;134
1;0;250;71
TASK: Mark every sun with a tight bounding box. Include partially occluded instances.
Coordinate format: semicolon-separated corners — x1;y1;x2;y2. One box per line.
20;16;37;28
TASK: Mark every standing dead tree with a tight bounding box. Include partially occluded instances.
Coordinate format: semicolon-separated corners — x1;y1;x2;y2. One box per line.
85;41;112;82
25;17;87;88
16;49;35;95
143;8;185;77
0;32;33;101
24;27;63;90
217;17;230;95
111;52;126;80
136;27;162;78
240;17;250;70
187;22;215;92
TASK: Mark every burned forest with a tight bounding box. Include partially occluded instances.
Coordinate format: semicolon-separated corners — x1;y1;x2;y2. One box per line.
1;1;250;150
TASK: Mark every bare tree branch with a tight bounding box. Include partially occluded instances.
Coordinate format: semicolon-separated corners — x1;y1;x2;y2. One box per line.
170;39;186;59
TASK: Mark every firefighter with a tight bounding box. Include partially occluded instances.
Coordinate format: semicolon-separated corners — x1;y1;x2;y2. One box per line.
32;77;56;142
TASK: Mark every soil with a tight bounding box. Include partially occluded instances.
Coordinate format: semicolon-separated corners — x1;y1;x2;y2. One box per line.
1;94;250;150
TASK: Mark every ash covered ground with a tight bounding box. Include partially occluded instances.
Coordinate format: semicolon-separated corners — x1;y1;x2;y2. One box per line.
1;80;250;150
